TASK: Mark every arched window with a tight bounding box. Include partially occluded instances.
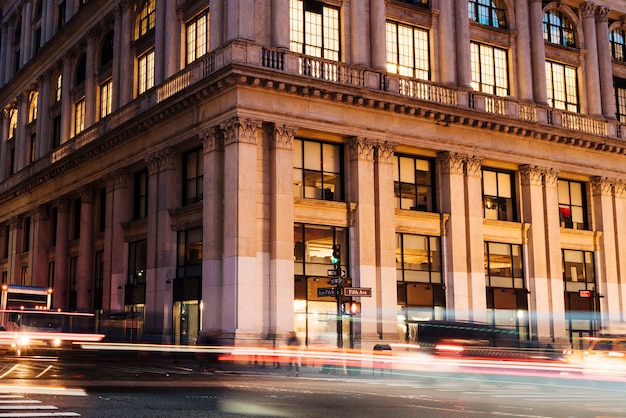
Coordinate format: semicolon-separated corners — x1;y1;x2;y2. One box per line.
101;31;114;66
610;28;626;61
138;0;156;38
543;10;576;48
29;92;38;123
55;74;62;102
468;0;506;28
75;54;86;85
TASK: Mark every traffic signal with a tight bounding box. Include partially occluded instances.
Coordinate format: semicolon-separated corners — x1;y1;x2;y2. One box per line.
343;301;361;315
331;244;340;268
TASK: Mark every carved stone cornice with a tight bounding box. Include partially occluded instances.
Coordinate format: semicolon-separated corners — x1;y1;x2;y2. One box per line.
438;152;465;175
465;156;483;177
591;176;613;197
519;165;544;186
220;117;262;146
348;137;376;162
201;126;224;153
269;124;297;150
376;141;397;165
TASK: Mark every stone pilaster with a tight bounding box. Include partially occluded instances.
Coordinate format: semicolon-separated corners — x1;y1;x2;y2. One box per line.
53;199;70;308
595;6;616;119
529;0;548;105
77;187;96;311
581;2;602;115
465;156;486;322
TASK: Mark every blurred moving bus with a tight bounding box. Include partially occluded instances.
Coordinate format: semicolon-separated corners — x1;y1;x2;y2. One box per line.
1;284;52;310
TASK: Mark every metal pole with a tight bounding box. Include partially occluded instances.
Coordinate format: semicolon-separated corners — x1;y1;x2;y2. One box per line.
336;284;342;349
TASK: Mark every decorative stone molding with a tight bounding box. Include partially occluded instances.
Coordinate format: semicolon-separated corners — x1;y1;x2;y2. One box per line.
55;198;71;213
580;2;597;18
221;117;262;146
614;181;626;199
376;140;397;165
591;176;613;197
269;124;297;150
595;6;609;23
201;126;224;153
104;169;131;190
438;152;465;175
79;186;96;203
33;205;50;222
542;168;559;188
9;216;23;230
348;137;376;162
519;165;544;186
465;156;483;177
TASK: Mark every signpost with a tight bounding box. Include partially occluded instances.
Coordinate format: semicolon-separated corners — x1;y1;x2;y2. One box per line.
317;287;336;298
344;287;372;297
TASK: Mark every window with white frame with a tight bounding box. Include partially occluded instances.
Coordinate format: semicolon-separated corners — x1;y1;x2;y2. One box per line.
137;50;155;95
386;21;430;80
471;42;509;96
545;61;578;112
186;11;210;64
290;0;340;61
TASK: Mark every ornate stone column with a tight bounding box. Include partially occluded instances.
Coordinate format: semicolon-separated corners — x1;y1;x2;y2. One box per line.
220;117;261;344
543;169;566;342
163;0;180;78
119;0;134;106
36;71;51;158
53;200;70;308
454;0;471;88
16;92;29;171
268;124;296;342
102;170;131;316
614;182;626;324
581;2;602;116
351;1;367;65
21;0;33;66
348;137;377;344
515;1;534;102
2;19;15;85
111;4;123;111
201;127;224;332
595;7;616;119
465;156;486;322
76;187;96;311
438;0;456;85
439;152;469;320
591;177;619;331
370;0;387;70
84;32;97;127
374;140;397;342
0;109;10;181
520;165;551;340
154;0;166;84
7;217;23;285
209;0;223;51
529;0;548;105
61;53;73;143
44;0;55;42
271;0;289;49
30;206;51;288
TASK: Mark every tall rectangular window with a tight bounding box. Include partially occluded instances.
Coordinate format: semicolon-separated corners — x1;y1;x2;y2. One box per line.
186;11;210;64
177;227;202;278
386;21;430;80
74;98;85;135
558;179;587;230
100;79;112;119
615;78;626;122
183;149;203;205
93;250;104;310
52;116;61;149
128;240;147;286
134;170;148;220
396;234;441;284
290;0;340;61
138;50;155;95
393;155;434;212
470;42;509;96
293;138;342;201
482;168;515;221
546;61;579;112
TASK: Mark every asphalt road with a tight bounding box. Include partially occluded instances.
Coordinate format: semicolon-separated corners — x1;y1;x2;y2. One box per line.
0;354;625;417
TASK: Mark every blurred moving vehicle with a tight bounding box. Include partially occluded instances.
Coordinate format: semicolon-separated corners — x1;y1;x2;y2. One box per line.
565;337;626;374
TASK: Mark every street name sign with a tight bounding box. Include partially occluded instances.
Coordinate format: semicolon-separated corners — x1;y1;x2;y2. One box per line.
343;287;372;297
317;287;336;297
329;277;343;285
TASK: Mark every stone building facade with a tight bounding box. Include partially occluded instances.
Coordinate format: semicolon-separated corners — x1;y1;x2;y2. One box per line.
2;0;626;350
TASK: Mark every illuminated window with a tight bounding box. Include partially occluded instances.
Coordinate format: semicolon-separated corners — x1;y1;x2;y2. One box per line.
393;155;435;212
386;21;430;80
546;61;578;112
8;110;17;138
29;92;38;123
471;42;508;96
468;0;506;28
138;0;156;38
482;168;515;221
293;138;342;201
290;0;340;61
610;28;626;61
543;10;575;47
563;249;595;283
398;0;429;7
74;98;85;135
137;50;154;95
186;11;209;64
396;234;441;283
558;179;587;230
55;74;62;102
484;242;524;288
100;79;112;119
